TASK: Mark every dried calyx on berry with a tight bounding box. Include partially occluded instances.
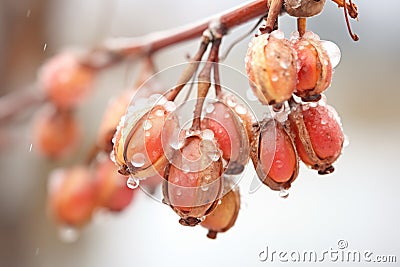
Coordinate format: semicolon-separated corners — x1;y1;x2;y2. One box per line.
291;32;333;102
251;118;299;191
112;95;178;178
201;182;240;239
245;30;297;105
162;132;223;227
289;98;344;174
283;0;326;18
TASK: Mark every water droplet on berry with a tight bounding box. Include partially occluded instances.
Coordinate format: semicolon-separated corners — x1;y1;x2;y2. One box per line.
131;153;146;167
201;185;209;191
127;177;139;189
246;88;258;101
176;189;182;197
321;40;341;69
204;175;212;182
275;160;284;169
280;60;289;69
182;165;190;174
271;74;279;82
155;109;164;117
226;95;237;107
271;30;284;39
143;120;152;131
58;226;80;243
164;101;176;112
145;131;151;137
343;134;350;148
207;150;220;161
279;188;289;199
205;103;215;113
201;129;214;140
235;104;247;115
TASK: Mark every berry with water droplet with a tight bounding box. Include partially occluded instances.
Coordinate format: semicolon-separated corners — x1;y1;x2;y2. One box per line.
201;184;240;239
33;105;80;159
251;119;299;190
245;30;297;105
289;101;344;174
94;157;135;212
48;166;96;226
38;51;95;108
112;104;178;178
292;35;333;101
202;101;249;174
163;134;223;226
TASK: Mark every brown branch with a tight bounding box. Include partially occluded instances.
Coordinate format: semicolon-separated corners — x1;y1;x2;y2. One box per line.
0;86;46;124
85;0;269;69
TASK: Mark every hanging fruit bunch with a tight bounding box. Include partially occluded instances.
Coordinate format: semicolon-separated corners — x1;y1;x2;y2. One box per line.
0;0;359;240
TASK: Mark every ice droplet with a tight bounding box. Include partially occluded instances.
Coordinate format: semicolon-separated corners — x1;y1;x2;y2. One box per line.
43;43;47;51
164;101;176;112
155;109;164;117
271;74;279;82
279;189;289;199
246;88;258;101
343;134;350;148
205;103;215;113
201;185;209;192
127;177;139;189
182;165;190;174
275;160;284;169
224;113;230;119
270;30;284;40
235;104;247;115
143;120;152;131
207;150;220;161
58;226;80;243
321;40;341;69
131;153;146;167
226;95;237;107
279;60;289;69
201;129;214;140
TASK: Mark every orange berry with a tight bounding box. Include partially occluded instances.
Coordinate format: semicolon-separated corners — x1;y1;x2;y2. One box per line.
33;105;80;159
39;52;95;108
48;166;96;226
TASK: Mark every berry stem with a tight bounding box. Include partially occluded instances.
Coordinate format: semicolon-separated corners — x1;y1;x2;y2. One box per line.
191;38;221;131
262;0;283;34
297;17;307;37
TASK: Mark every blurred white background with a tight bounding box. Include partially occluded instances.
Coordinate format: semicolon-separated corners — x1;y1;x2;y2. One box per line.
0;1;399;266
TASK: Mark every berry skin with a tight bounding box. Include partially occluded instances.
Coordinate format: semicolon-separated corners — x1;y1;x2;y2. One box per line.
163;134;223;227
112;103;177;178
201;185;240;239
245;31;297;105
39;52;95;108
289;101;344;174
292;36;333;101
33;105;80;159
251;119;299;190
48;166;97;226
95;157;135;212
202;100;249;174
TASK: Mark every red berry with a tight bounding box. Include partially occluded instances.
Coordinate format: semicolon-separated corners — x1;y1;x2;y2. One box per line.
202;100;249;174
292;35;332;101
201;185;240;239
163;134;223;226
48;166;97;226
245;30;297;105
33;105;80;159
289;101;344;174
95;157;135;212
39;52;95;108
251;119;299;190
